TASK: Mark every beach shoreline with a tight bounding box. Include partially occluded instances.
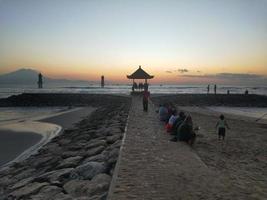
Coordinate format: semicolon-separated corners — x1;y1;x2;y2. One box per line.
0;107;95;168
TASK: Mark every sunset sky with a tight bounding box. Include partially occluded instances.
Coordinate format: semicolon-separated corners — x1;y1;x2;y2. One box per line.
0;0;266;84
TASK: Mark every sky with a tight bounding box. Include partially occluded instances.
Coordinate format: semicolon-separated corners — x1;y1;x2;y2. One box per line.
0;0;266;84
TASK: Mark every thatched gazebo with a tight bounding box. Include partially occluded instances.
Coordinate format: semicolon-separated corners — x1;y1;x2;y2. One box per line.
127;65;154;92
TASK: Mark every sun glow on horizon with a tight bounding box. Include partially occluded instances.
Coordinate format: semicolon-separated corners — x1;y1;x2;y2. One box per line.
0;0;266;85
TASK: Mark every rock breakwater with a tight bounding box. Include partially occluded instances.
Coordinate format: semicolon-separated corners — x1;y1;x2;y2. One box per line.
0;94;131;200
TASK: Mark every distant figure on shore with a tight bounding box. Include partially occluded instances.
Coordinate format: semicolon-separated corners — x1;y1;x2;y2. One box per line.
143;88;150;111
215;114;230;141
207;85;210;94
227;90;230;95
245;89;249;95
38;73;43;89
214;84;217;94
101;75;105;88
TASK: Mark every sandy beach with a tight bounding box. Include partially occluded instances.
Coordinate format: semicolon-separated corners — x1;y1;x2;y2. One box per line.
182;106;267;199
0;93;266;199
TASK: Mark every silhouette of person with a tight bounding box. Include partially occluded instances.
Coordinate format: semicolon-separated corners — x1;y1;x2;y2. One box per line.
143;87;150;112
214;84;217;95
38;73;43;89
207;85;210;94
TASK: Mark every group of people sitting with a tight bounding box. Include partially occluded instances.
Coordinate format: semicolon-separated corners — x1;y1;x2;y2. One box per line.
158;104;197;146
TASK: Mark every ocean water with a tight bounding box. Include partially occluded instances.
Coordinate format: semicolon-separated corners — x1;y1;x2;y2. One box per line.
0;84;267;99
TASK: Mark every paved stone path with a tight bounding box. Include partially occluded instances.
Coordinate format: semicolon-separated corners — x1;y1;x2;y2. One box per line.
108;96;227;200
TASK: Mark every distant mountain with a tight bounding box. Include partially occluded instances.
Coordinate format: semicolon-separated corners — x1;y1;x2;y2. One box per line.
0;68;90;86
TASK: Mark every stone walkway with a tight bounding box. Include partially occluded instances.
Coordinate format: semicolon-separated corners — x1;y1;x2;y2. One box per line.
108;96;228;200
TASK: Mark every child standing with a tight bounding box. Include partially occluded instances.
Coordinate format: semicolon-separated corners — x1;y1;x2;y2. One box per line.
215;114;230;140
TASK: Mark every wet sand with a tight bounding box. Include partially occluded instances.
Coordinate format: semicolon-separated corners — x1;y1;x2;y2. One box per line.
0;130;42;166
0;107;95;167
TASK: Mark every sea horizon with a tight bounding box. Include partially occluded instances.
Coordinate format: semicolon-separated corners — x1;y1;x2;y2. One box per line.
1;83;267;99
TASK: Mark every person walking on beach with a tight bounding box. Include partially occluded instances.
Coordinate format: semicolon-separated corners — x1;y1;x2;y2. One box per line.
215;114;230;140
143;88;150;112
214;84;217;95
207;85;210;94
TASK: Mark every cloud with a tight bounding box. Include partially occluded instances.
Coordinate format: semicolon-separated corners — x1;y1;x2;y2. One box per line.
165;70;172;73
177;69;189;73
181;73;267;85
182;73;264;80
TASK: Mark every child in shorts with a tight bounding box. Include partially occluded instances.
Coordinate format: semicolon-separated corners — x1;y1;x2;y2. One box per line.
215;114;230;140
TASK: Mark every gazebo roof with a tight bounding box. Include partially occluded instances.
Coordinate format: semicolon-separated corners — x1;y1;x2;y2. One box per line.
127;66;154;79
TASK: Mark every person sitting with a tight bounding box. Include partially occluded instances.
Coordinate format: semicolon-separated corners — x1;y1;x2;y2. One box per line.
172;115;196;145
165;110;178;132
170;111;186;136
159;104;168;122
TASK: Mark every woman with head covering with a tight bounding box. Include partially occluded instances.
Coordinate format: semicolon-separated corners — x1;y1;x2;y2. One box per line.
177;115;196;145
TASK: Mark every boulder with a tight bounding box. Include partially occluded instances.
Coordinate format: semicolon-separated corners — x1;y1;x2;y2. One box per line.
9;182;49;199
57;138;71;146
61;151;84;159
56;156;83;169
107;148;119;165
84;146;105;157
82;153;107;164
63;173;110;197
106;135;121;144
10;177;35;190
63;180;91;197
85;139;107;149
70;162;106;180
35;168;73;183
29;185;62;200
13;168;36;181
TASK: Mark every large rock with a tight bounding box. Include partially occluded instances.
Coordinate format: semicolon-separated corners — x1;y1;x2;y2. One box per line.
106;135;121;144
89;173;111;195
84;146;105;157
63;180;91;197
70;162;106;180
82;153;107;164
13;168;36;181
85;139;107;150
107;148;119;165
29;185;63;200
35;168;73;183
61;151;84;159
31;155;61;169
10;177;34;190
9;182;49;199
63;173;111;197
56;156;83;169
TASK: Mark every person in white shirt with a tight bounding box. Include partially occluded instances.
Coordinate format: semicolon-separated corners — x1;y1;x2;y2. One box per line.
215;114;230;140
